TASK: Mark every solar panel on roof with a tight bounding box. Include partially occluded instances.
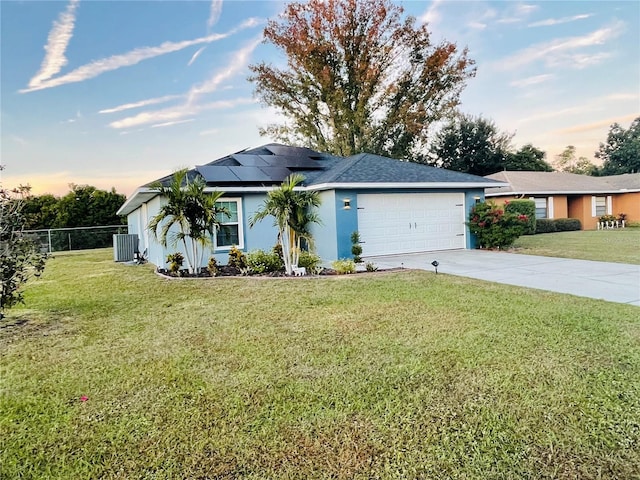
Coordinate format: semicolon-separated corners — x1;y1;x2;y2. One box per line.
205;157;240;167
265;144;319;157
196;166;240;182
228;166;272;182
257;166;295;182
231;154;270;167
257;155;323;169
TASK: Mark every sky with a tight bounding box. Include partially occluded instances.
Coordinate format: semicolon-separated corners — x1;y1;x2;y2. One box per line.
1;0;638;198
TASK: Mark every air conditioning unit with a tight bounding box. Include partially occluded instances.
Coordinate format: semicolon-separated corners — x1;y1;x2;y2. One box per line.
113;234;138;262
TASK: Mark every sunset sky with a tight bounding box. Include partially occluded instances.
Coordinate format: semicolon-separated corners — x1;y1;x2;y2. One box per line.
1;0;638;197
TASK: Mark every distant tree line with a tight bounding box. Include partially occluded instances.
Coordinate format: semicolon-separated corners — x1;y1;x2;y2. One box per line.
20;184;126;251
424;115;639;177
21;184;126;230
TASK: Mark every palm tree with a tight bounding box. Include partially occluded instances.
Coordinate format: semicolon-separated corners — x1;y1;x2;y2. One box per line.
249;174;321;275
147;169;228;274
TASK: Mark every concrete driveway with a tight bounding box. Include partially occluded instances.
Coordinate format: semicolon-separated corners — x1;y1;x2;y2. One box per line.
365;250;640;306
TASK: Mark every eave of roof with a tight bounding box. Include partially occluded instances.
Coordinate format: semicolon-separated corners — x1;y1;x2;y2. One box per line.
120;145;509;216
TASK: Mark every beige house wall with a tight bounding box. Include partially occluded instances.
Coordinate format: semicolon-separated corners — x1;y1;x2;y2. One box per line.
568;196;595;230
489;192;638;230
612;192;640;223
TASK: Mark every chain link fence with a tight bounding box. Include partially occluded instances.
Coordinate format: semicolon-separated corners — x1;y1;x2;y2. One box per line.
23;225;129;253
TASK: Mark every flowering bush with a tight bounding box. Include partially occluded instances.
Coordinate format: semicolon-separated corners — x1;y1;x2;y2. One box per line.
468;201;529;249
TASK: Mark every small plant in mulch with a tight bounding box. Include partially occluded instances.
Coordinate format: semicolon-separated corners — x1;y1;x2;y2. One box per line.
207;257;219;276
227;245;247;270
166;252;184;275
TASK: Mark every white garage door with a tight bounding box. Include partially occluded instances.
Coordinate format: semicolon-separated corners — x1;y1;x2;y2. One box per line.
357;193;466;256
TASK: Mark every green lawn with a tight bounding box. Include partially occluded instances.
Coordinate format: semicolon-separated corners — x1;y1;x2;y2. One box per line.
2;249;639;479
512;228;640;264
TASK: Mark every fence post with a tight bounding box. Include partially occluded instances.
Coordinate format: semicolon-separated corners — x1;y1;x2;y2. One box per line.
47;229;52;253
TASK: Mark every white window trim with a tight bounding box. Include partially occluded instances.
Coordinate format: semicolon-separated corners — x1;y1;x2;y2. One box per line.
592;195;609;218
215;197;244;250
530;196;548;219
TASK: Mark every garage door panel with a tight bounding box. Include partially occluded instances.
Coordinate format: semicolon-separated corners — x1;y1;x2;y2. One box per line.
357;193;465;256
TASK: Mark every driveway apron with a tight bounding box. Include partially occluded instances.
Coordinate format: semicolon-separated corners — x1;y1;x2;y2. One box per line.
365;250;640;306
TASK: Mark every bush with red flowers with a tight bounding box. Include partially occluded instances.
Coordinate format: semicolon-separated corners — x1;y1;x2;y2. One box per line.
468;201;529;249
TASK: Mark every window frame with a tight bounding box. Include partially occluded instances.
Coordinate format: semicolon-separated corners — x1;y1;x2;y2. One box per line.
531;197;548;219
594;196;607;217
214;197;243;250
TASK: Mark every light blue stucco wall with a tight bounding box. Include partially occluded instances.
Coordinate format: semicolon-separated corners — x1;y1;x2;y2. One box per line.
334;189;359;259
127;193;281;268
310;190;337;263
465;189;485;249
126;187;488;268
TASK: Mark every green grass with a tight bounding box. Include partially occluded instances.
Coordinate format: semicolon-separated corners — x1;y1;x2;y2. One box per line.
512;228;640;264
2;249;639;479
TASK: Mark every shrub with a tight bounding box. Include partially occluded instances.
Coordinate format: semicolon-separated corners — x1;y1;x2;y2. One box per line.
365;262;378;272
535;219;557;234
298;250;322;273
554;218;581;231
166;252;184;274
227;245;246;269
598;214;617;224
467;201;528;249
246;249;284;274
1;184;48;318
332;258;356;274
504;200;536;235
350;231;363;263
207;257;218;276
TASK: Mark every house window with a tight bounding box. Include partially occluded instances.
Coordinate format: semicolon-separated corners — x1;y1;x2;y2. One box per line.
594;196;607;216
215;199;243;249
533;198;548;219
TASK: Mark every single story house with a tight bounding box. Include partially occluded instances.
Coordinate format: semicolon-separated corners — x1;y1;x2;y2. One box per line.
484;171;640;230
117;143;506;268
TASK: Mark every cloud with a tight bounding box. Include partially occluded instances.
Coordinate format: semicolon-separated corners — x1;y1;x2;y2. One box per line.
554;113;638;134
528;13;593;28
604;93;639;102
186;37;262;104
467;22;488;31
109;98;256;130
187;46;207;66
103;36;261;130
10;135;28;146
199;128;220;136
20;18;262;93
419;0;444;25
99;95;182;114
62;110;83;123
509;74;554;88
497;21;623;70
151;119;196;128
27;0;80;89
208;0;223;30
517;105;602;125
497;3;538;24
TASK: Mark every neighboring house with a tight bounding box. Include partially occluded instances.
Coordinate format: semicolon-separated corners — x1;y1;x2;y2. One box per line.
117;143;505;268
485;171;640;230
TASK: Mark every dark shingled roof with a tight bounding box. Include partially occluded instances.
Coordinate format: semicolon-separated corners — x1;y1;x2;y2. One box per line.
145;144;500;188
306;153;501;185
120;144;507;216
485;171;640;196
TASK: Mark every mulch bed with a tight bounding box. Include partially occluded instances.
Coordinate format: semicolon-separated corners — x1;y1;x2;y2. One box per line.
155;265;400;279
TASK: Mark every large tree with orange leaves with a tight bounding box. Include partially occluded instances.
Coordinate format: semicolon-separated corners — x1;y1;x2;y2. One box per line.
250;0;475;161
